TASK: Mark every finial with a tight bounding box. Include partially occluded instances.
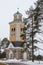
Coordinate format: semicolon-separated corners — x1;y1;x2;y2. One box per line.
17;8;19;10
16;8;21;14
17;8;19;11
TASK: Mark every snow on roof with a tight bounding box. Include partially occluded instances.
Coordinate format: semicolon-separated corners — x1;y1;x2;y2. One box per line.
7;43;14;49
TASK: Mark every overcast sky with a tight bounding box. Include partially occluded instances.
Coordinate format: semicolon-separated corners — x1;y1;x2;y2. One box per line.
0;0;38;40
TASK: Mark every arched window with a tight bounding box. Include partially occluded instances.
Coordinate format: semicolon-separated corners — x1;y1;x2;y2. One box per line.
21;28;24;33
12;28;13;31
9;50;13;59
11;28;15;32
14;28;15;31
11;28;16;36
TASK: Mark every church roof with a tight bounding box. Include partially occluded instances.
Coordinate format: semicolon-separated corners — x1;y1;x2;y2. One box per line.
6;42;24;48
16;11;21;14
7;43;14;49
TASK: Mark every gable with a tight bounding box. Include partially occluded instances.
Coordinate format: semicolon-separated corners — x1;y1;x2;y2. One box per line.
7;43;14;48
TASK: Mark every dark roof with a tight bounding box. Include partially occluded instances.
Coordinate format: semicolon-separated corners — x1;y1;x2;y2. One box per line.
6;42;24;48
12;42;24;47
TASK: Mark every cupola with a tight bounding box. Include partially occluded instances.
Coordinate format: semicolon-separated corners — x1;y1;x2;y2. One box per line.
14;11;22;21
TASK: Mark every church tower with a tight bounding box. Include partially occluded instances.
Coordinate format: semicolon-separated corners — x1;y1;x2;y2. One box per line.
9;11;26;47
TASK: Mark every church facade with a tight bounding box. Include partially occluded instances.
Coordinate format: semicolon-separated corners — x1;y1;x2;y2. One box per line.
5;11;28;60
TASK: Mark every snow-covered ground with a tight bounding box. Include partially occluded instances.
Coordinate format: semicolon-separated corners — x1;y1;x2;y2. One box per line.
0;59;43;65
0;59;21;63
20;60;43;65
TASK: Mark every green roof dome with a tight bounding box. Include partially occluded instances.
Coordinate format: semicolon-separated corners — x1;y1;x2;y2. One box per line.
16;11;22;15
14;11;22;16
16;11;21;14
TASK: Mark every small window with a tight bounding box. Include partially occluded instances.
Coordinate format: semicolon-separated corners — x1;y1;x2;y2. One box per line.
11;28;15;36
14;28;15;31
12;28;13;31
11;28;15;32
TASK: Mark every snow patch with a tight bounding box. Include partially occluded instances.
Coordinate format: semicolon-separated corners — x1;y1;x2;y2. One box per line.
0;59;21;63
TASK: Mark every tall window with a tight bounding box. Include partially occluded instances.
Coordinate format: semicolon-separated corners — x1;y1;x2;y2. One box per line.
11;28;15;36
21;28;24;33
9;50;13;59
11;28;15;32
12;28;13;31
14;28;15;31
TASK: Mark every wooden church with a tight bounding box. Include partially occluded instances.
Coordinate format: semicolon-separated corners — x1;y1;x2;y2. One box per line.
9;11;25;46
5;11;28;60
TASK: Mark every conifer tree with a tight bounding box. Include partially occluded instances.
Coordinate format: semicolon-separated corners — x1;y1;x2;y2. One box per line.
26;0;43;61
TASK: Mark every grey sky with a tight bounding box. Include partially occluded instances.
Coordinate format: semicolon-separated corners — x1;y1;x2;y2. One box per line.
0;0;37;40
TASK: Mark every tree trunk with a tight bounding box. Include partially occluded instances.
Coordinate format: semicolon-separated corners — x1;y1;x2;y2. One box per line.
32;16;34;62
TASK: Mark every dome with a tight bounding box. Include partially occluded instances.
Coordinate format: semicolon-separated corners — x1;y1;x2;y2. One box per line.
13;11;22;21
14;11;22;16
